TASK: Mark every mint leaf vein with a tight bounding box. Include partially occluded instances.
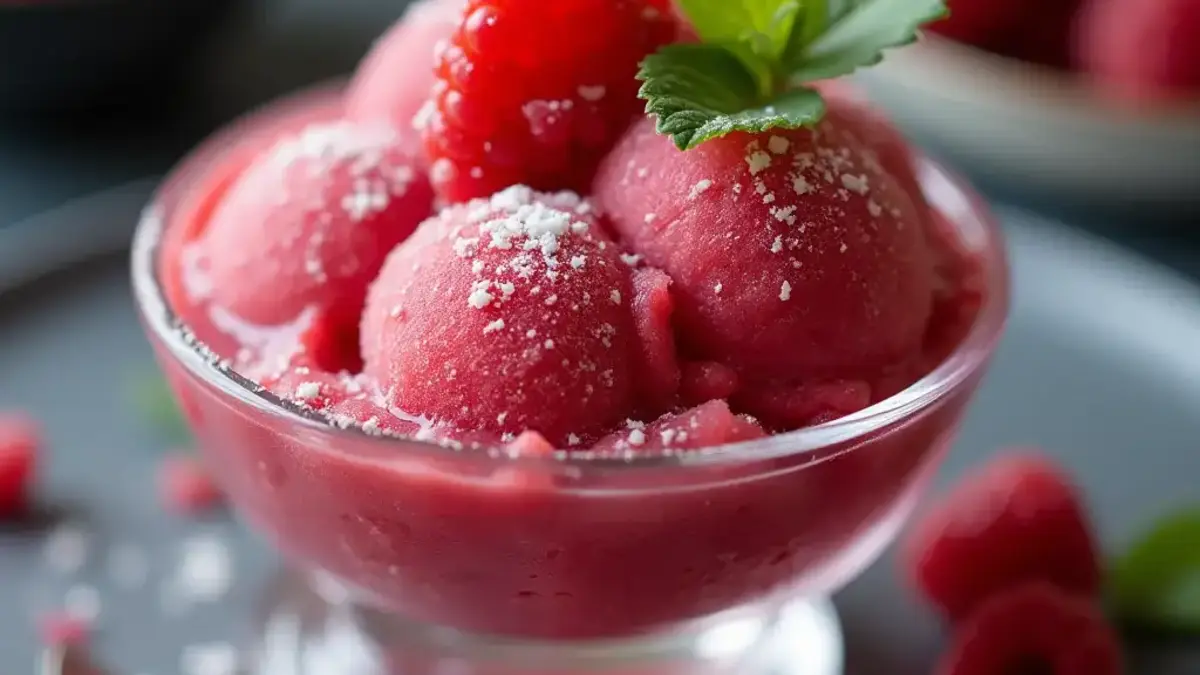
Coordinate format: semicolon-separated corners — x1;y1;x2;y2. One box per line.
638;44;825;151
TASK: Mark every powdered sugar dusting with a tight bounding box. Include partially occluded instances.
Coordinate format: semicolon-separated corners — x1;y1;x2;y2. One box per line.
688;179;713;200
371;185;638;442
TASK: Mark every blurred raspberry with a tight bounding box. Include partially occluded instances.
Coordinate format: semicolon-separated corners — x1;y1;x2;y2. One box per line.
936;583;1122;675
1076;0;1200;103
0;412;39;519
902;452;1102;621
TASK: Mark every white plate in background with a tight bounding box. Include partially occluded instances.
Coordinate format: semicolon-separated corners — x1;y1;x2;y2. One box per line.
857;37;1200;210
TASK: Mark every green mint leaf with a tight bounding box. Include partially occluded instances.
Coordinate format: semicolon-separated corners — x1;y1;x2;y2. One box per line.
638;43;825;151
678;0;802;64
786;0;830;58
128;373;189;441
785;0;947;81
1110;507;1200;634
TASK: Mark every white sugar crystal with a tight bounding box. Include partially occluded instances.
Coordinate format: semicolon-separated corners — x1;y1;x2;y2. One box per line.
467;281;494;309
840;173;869;195
768;136;790;155
770;236;783;253
295;382;322;400
713;282;723;295
610;290;621;305
628;429;646;447
745;150;772;175
688;179;713;200
792;174;812;195
431;158;456;184
780;281;792;302
483;319;506;335
453;236;479;258
578;85;606;101
620;253;642;266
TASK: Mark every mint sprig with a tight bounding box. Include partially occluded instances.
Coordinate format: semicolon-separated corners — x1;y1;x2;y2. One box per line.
638;44;825;151
639;0;947;150
1110;507;1200;635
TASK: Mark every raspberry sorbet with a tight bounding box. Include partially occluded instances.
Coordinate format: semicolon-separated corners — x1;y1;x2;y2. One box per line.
134;0;1007;662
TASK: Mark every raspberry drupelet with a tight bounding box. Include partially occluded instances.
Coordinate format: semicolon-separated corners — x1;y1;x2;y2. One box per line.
419;0;679;203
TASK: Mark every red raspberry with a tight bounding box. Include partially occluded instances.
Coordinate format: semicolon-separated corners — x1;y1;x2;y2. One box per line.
1075;0;1200;104
902;453;1102;621
936;583;1122;675
159;455;223;515
420;0;678;203
0;413;39;519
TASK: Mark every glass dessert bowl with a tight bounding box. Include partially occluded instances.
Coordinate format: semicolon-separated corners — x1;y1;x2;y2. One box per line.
130;81;1009;675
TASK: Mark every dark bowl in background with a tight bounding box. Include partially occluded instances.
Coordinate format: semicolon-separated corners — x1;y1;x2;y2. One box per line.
0;0;245;119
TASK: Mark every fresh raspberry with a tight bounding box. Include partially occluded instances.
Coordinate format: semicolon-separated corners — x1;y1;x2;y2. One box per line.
936;583;1122;675
902;453;1102;621
0;412;39;519
158;455;223;514
1075;0;1200;104
420;0;679;203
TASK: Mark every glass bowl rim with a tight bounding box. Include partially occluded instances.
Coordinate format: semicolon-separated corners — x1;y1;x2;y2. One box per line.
129;82;1010;471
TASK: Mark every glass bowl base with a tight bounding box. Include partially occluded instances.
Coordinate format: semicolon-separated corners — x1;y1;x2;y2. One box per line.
244;568;844;675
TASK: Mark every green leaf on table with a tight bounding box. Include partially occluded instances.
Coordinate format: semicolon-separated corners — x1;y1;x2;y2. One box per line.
638;43;825;151
128;373;189;441
1110;507;1200;634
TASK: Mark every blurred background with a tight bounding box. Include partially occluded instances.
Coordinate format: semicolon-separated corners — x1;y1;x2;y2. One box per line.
0;0;1198;674
1;0;1197;262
